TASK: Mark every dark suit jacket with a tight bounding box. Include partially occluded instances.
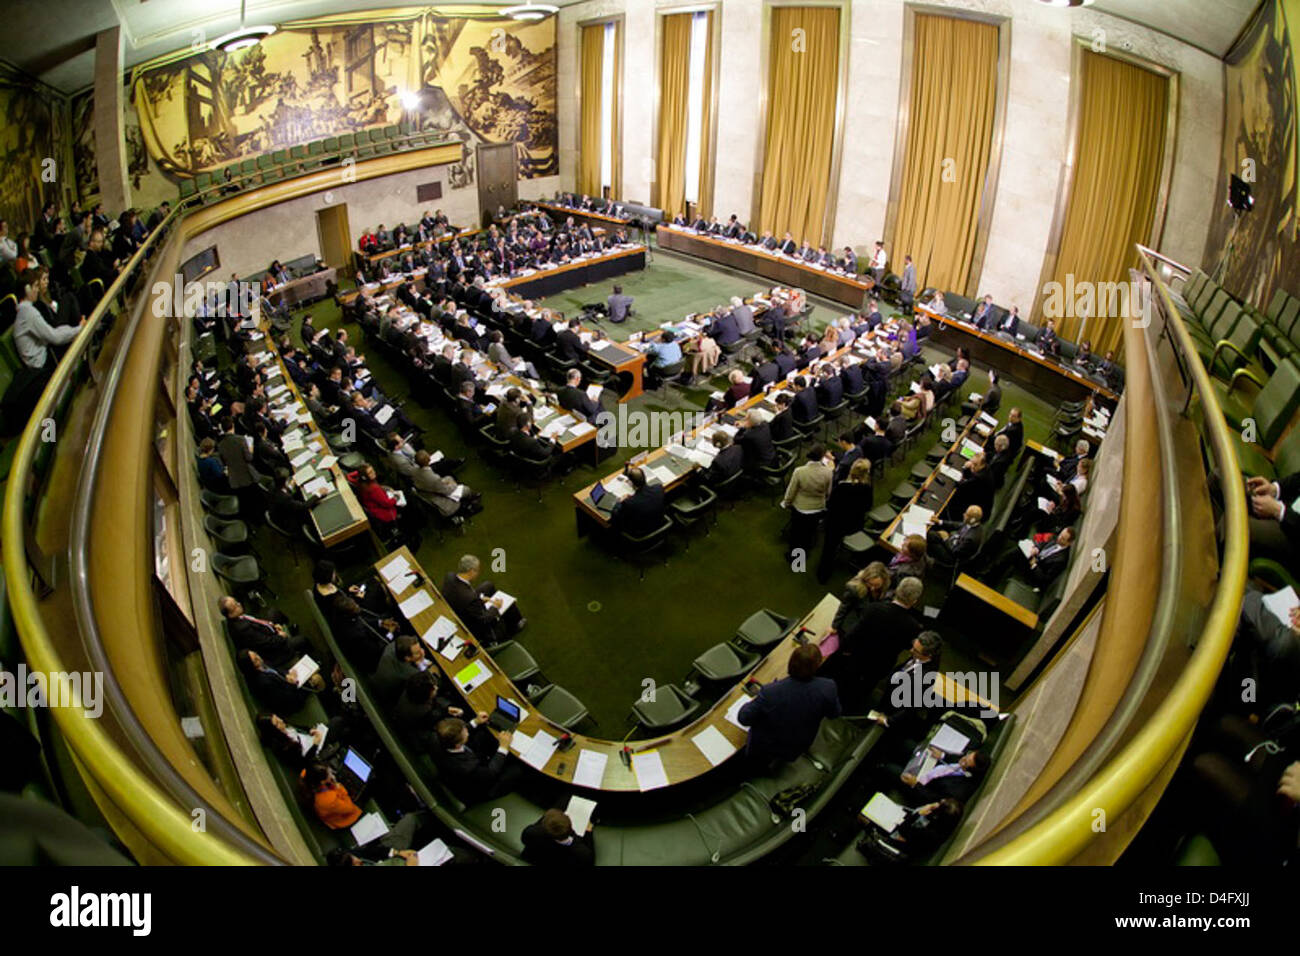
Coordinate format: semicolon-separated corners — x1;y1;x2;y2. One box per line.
738;676;841;763
434;745;509;805
842;601;922;687
704;444;745;485
816;376;844;408
987;421;1022;457
371;641;419;704
833;445;864;485
558;385;600;423
792;388;820;424
825;480;873;535
769;408;795;443
738;422;776;467
217;432;255;489
612;484;666;537
520;824;596;866
710;311;741;345
1029;544;1071;587
555;329;588;362
946;468;996;521
227;616;295;666
1278;473;1300;548
510;429;554;461
441;572;502;643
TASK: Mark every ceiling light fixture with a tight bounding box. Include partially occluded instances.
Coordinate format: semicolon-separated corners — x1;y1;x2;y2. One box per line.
500;3;560;21
1034;0;1095;7
211;0;278;53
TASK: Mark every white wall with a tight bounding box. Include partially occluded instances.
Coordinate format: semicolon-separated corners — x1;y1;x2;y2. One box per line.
555;0;1224;316
179;161;561;280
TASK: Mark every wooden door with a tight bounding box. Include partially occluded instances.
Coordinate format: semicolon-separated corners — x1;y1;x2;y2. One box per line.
476;143;518;226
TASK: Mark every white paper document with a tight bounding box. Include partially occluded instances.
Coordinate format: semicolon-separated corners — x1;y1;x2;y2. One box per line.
573;749;608;789
631;750;669;791
692;725;738;766
1262;586;1299;628
862;793;907;833
520;729;559;771
565;796;597;835
931;724;970;755
350;812;389;845
724;694;750;730
398;589;434;618
378;555;411;582
416;839;454;866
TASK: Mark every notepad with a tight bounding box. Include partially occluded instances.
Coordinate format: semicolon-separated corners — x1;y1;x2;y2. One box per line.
453;659;491;693
289;450;315;469
375;404;395;425
1037;496;1053;512
420;615;458;649
939;464;963;482
416;838;454;867
350;812;389;845
488;590;516;614
1262;586;1299;628
378;555;411;582
317;455;338;470
862;793;907;833
692;725;738;767
565;796;597;835
931;724;970;755
398;589;433;618
573;749;608;789
1018;539;1035;559
286;655;318;687
520;729;559;771
631;750;669;791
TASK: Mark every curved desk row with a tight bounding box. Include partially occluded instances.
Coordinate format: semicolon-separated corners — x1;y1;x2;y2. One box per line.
657;226;874;308
916;308;1119;404
376;546;838;791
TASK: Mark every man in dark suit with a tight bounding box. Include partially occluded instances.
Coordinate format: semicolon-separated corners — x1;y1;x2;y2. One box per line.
521;809;596;866
455;381;493;431
510;420;560;462
985;407;1023;457
777;233;797;256
433;716;521;805
708;307;741;346
970;294;996;329
859;419;893;464
738;644;840;767
840;359;866;399
832;434;863;484
927;506;985;567
555;318;588;362
737;410;777;468
441;553;524;643
836;576;924;710
988;434;1017;489
611;467;666;537
217;416;260;516
773;346;798;378
219;597;307;666
815;366;844;409
1248;472;1300;560
944;453;996;521
768;392;796;443
1038;319;1061;357
558;368;601;423
1023;527;1074;588
791;377;819;425
703;432;745;485
998;306;1021;336
372;635;425;705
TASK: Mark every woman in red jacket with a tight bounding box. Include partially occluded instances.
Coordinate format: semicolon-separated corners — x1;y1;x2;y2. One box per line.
354;465;399;525
302;762;362;829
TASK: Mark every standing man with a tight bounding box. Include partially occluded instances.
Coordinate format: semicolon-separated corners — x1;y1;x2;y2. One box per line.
738;644;840;770
900;254;917;307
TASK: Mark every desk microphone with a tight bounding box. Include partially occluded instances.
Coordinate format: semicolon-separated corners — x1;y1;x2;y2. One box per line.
619;746;632;769
793;626;813;645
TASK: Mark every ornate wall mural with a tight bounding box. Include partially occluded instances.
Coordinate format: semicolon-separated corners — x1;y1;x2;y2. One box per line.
0;61;68;231
1203;0;1300;308
127;6;556;199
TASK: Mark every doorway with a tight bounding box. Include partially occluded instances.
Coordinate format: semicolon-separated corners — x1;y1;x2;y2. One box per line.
316;202;352;273
476;143;518;227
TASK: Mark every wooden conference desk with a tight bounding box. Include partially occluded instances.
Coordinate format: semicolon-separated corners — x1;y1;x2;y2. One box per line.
376;545;839;792
657;225;874;309
266;267;336;310
530;201;632;233
246;311;370;548
916;307;1119;405
492;244;646;301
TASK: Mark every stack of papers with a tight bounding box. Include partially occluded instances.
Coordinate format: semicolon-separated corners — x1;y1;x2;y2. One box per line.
398;589;434;618
931;724;970;754
565;796;597;834
453;659;492;694
350;812;389;845
378;555;411;582
630;750;669;791
287;655;318;687
692;725;738;766
861;793;906;833
520;729;559;771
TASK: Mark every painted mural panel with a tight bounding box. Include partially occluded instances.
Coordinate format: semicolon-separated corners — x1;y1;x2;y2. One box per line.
70;88;100;208
128;6;556;192
0;61;67;232
1204;0;1300;307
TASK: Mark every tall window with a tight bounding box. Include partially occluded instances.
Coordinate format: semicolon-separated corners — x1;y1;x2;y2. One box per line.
580;20;622;197
655;10;716;218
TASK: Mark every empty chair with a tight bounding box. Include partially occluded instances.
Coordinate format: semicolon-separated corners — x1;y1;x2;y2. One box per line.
484;640;540;684
668;485;718;542
735;608;794;650
211;552;270;599
201;489;241;518
616;515;673;579
692;641;761;682
203;514;250;552
630;683;703;732
528;684;589;730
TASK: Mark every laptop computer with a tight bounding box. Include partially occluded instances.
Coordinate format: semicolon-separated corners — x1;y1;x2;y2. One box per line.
487;695;522;732
338;748;374;797
590;481;618;514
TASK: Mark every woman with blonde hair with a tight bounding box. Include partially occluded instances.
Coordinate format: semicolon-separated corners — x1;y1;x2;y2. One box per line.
827;560;890;651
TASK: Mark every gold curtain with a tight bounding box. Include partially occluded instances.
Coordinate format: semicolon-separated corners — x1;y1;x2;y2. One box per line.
611;20;622;200
698;10;716;218
757;6;841;245
891;14;999;296
579;23;606;196
1039;51;1168;350
655;14;694;218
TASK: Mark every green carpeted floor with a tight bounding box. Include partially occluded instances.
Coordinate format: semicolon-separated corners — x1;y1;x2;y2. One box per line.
263;253;1058;732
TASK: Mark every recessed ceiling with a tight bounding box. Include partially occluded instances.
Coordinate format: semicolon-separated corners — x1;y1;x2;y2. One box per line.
0;0;1265;94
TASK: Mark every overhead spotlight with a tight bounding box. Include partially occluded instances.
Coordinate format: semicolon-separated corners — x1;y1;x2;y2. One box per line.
500;3;559;21
1035;0;1095;6
400;90;422;110
211;0;278;53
